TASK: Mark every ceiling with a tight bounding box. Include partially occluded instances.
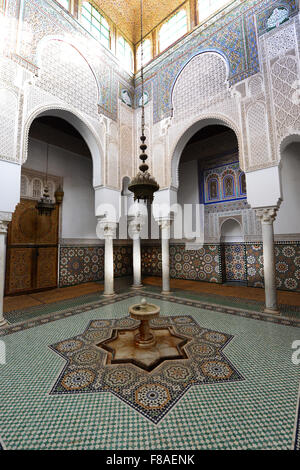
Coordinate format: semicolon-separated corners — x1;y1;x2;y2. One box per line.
94;0;185;44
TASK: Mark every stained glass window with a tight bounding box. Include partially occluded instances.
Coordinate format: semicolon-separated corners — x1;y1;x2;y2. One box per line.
137;39;152;70
266;7;289;31
198;0;231;23
117;36;134;73
159;9;188;52
81;2;110;49
223;175;234;198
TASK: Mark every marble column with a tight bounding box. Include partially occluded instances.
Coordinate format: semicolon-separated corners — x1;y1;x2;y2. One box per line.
0;215;11;328
158;218;173;295
99;221;117;297
129;218;143;289
255;207;280;314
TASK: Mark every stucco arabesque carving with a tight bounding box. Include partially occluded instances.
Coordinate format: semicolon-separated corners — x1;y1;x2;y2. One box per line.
21;102;104;172
255;205;281;225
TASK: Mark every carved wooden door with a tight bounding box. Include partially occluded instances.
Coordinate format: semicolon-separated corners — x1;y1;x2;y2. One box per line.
5;199;59;295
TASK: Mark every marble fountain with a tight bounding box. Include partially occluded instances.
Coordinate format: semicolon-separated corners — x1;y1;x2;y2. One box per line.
99;298;188;371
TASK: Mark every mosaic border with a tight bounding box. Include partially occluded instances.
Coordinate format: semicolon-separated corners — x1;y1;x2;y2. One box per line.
48;316;244;424
1;290;299;338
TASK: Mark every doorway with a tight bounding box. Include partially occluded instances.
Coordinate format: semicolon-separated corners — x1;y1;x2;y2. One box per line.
5;198;59;295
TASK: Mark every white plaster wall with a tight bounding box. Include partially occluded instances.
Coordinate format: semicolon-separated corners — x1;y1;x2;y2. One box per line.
275;142;300;235
0;160;21;213
220;219;243;242
177;160;202;239
177;160;199;206
24;138;97;239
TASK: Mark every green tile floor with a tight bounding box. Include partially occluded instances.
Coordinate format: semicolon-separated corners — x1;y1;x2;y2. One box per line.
1;294;300;449
4;277;300;326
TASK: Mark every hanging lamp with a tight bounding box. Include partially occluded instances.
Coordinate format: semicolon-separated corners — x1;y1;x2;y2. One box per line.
128;0;159;203
36;143;56;216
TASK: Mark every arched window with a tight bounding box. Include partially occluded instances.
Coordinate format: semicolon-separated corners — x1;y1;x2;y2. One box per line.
117;36;134;73
136;38;152;70
81;2;110;49
207;177;219;201
56;0;70;10
32;179;42;199
159;8;188;53
239;173;246;195
198;0;231;24
223;175;235;198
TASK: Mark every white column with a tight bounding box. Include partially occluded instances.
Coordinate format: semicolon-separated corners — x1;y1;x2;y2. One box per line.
128;216;144;288
0;215;11;328
98;221;117;297
255;207;279;315
158;218;173;295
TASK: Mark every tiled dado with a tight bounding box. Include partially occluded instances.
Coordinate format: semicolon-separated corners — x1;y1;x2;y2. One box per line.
246;242;300;292
142;244;222;283
142;242;300;292
59;245;132;287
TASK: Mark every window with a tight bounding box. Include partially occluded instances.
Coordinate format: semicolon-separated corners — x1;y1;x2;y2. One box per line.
198;0;231;23
136;38;152;70
159;8;188;52
207;177;219;201
240;173;246;195
117;36;134;73
223;175;235;198
81;2;110;49
56;0;70;10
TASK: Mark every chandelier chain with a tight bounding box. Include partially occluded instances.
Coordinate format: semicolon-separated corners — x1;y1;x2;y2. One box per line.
140;0;145;137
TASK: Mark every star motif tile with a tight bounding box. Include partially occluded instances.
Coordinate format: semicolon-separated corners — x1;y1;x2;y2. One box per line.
49;315;244;423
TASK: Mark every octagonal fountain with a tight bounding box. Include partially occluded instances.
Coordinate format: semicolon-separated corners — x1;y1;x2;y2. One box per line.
99;298;189;371
129;298;160;348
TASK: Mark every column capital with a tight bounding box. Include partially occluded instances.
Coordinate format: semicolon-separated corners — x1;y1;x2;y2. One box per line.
255;206;279;224
128;219;142;239
0;212;12;234
97;219;117;239
157;216;173;231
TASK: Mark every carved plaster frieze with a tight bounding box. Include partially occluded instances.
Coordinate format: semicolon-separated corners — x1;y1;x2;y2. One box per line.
255;206;280;224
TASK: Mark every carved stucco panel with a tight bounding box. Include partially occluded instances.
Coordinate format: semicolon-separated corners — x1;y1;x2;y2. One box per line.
0;88;18;162
36;39;99;119
246;101;272;167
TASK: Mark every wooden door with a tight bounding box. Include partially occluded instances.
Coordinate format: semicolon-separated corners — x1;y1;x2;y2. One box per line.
5;199;59;295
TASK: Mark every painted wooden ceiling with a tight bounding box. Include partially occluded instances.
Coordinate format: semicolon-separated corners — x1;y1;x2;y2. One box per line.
94;0;185;44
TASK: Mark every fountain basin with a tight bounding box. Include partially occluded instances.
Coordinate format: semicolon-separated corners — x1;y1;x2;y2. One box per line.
129;298;160;348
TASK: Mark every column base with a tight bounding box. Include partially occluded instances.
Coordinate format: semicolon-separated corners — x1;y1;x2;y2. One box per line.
263;307;280;315
0;318;8;328
103;292;116;298
161;291;172;295
131;284;143;289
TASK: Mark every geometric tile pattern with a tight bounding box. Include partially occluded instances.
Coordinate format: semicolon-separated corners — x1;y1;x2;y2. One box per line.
246;242;300;292
141;245;162;277
59;245;133;287
59;246;104;287
222;244;247;282
49;316;243;424
141;242;300;291
1;288;300;340
0;295;299;449
169;245;221;284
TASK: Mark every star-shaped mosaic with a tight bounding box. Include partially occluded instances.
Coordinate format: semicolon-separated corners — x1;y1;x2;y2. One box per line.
49;316;244;423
